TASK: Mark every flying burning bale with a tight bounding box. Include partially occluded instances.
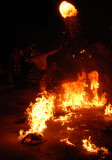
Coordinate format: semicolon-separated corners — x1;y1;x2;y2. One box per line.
59;1;78;18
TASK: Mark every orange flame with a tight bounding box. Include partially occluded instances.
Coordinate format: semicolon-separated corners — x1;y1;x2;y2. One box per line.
105;104;112;116
19;91;55;140
82;136;110;155
54;112;73;125
59;1;78;18
61;138;76;147
60;71;106;112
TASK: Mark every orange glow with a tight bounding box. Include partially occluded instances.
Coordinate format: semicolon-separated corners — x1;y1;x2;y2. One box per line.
59;1;78;18
82;136;110;154
67;127;74;131
105;104;112;116
61;138;76;147
80;50;85;54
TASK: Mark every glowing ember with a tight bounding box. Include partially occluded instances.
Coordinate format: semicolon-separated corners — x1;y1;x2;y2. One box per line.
61;138;76;147
59;1;78;18
67;127;74;131
82;136;110;155
105;104;112;116
80;50;85;54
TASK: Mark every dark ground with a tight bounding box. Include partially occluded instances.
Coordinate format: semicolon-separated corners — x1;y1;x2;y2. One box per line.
0;88;112;160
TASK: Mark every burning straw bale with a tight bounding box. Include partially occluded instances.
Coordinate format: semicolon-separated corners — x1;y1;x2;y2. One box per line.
21;133;45;145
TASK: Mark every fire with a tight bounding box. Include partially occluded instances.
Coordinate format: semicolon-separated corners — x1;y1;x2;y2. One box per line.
88;71;106;107
61;138;76;147
19;91;55;140
59;1;78;18
54;112;73;125
60;71;106;112
82;136;99;153
19;70;107;143
82;136;110;155
105;104;112;116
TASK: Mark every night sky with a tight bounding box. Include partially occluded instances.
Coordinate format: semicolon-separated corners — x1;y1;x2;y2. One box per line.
0;0;112;59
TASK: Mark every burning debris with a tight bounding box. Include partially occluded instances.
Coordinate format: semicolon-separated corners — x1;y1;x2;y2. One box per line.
60;138;76;147
82;136;109;154
82;136;111;159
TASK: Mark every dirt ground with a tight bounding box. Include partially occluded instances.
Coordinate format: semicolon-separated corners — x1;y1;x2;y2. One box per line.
0;88;112;160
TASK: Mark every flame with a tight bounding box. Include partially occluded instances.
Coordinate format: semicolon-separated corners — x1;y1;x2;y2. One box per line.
54;112;73;125
19;91;55;140
19;129;24;141
105;104;112;116
60;71;106;112
61;138;76;147
88;71;106;106
19;71;107;140
82;136;99;153
59;1;78;18
82;136;110;155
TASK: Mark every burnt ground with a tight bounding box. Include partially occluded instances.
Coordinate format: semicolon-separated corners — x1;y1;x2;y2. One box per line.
0;88;112;160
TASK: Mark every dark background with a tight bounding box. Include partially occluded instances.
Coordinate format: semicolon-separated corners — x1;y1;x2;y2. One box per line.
0;0;112;62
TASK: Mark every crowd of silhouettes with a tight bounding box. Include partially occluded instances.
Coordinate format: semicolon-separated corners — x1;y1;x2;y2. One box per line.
0;43;42;88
